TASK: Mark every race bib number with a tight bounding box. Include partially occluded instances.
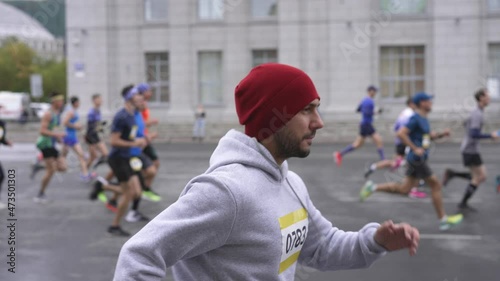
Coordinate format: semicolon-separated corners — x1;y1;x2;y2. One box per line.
129;157;143;171
279;208;308;274
129;125;138;140
422;134;431;149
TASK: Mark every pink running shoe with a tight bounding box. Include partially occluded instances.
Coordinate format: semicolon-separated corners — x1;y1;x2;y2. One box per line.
391;157;404;171
333;151;343;167
408;187;427;199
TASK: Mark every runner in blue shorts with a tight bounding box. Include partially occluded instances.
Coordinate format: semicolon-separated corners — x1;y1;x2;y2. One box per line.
62;96;95;182
334;85;385;167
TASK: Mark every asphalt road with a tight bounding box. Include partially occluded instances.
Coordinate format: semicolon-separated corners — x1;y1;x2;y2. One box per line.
0;141;499;281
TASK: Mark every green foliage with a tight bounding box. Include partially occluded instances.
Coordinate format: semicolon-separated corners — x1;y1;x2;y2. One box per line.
0;38;66;101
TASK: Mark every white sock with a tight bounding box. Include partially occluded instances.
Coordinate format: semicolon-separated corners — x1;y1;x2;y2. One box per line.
370;164;377;171
440;215;448;222
370;183;378;191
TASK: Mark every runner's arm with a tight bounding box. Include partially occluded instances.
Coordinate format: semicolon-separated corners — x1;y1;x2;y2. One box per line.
145;118;158;127
430;128;450;140
396;126;418;152
469;128;494;139
113;179;237;280
64;111;82;130
298;187;386;270
39;111;60;137
110;132;144;148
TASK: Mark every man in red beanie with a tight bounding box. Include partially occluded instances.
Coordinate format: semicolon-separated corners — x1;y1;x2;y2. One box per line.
114;63;419;280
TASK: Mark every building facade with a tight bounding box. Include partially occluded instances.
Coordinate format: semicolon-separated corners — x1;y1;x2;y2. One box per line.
66;0;500;139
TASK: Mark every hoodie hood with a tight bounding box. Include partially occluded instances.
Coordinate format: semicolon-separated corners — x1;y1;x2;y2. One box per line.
208;130;288;182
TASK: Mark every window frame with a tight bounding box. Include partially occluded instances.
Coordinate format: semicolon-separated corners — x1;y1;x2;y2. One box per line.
251;49;279;68
198;51;224;107
487;0;500;15
488;43;500;100
378;0;428;20
250;0;278;20
145;52;170;105
197;0;225;22
144;0;169;23
379;46;426;102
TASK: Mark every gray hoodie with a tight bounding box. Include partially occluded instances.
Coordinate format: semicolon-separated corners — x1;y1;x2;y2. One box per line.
114;130;386;280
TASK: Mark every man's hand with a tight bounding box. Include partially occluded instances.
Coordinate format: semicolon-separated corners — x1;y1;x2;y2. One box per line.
491;131;499;140
55;132;66;143
441;128;451;137
374;220;420;256
413;147;425;156
148;132;159;140
150;118;159;126
134;138;148;149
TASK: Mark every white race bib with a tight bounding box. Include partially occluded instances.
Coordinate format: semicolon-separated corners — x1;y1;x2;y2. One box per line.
129;157;143;171
422;134;431;149
129;125;138;140
279;208;308;274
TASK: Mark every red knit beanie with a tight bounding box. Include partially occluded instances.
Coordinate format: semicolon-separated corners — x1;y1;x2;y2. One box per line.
235;63;320;141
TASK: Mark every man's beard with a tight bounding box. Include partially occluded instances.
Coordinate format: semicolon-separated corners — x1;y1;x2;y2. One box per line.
274;126;312;160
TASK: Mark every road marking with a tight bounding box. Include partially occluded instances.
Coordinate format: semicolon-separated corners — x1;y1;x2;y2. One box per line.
420;234;483;241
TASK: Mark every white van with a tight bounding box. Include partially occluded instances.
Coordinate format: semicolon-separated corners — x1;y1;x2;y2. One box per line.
0;92;31;120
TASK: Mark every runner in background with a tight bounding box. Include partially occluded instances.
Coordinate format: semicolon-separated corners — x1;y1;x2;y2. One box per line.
34;92;67;204
61;96;95;182
85;93;109;170
136;83;161;202
441;89;498;210
334;85;385;167
360;92;463;231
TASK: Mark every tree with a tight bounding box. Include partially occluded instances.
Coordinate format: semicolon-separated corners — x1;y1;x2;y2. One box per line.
0;37;66;101
0;37;37;92
36;59;67;101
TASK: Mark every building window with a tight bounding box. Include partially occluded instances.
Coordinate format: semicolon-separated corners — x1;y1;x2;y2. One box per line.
488;0;500;11
252;49;278;68
199;51;223;105
488;44;500;99
380;0;426;15
145;52;170;103
489;44;500;75
380;46;425;99
145;0;168;22
252;0;277;18
198;0;224;20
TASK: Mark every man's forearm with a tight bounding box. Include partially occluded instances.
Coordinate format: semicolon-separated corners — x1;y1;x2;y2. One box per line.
399;134;417;151
469;129;492;140
111;138;135;148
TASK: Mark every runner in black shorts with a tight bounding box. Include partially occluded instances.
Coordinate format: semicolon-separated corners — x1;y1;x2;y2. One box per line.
334;85;385;167
105;85;148;237
442;89;499;210
85;94;109;170
360;92;463;231
34;92;67;204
